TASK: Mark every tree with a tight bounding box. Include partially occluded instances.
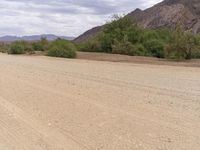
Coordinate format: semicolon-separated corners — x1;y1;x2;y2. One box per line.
165;27;197;59
99;15;139;53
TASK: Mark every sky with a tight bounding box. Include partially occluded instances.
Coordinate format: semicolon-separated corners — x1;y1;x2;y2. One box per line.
0;0;162;37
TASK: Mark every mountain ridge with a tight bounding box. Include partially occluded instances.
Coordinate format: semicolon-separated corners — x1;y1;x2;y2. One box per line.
0;34;75;42
74;0;200;43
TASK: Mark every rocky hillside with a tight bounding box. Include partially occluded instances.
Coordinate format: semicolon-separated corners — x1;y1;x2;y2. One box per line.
73;26;102;43
74;0;200;43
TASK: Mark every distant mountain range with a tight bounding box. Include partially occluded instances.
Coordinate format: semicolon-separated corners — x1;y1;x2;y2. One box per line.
0;34;75;42
74;0;200;43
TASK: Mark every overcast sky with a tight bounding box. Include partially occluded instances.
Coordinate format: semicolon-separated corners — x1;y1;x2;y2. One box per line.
0;0;162;37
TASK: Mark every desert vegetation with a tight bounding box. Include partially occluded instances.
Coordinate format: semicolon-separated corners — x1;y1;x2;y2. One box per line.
0;38;77;58
47;39;77;58
78;16;200;60
1;17;200;60
0;42;9;53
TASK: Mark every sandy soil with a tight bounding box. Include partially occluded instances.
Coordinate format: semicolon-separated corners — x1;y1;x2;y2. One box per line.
0;53;200;150
77;51;200;67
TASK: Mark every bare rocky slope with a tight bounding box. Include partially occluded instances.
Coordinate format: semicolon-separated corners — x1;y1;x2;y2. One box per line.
74;0;200;43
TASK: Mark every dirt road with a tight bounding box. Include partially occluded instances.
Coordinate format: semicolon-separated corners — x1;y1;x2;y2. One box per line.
0;53;200;150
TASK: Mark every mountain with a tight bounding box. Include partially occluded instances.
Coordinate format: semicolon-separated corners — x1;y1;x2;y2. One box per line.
74;0;200;43
73;26;102;43
0;34;75;42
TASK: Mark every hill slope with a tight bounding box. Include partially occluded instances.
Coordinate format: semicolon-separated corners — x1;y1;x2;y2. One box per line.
74;0;200;43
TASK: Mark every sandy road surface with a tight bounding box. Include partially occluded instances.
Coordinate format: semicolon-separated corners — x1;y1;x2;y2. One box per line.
0;53;200;150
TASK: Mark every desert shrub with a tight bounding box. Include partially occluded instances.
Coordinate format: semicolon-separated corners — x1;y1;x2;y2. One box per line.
196;35;200;45
32;42;44;51
0;43;9;53
144;39;165;58
141;30;159;44
191;48;200;58
79;39;101;52
165;27;198;59
47;39;77;58
23;42;34;53
111;38;149;56
32;37;49;51
99;34;113;53
192;35;200;58
111;39;135;55
8;41;33;54
184;33;198;59
104;15;133;39
133;44;150;56
9;42;25;54
100;16;135;53
100;16;167;57
126;26;143;44
155;28;172;43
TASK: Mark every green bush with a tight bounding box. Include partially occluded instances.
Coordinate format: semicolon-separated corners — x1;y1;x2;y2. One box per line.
32;42;44;51
8;41;29;54
32;37;49;51
0;43;9;53
144;39;165;58
9;43;25;54
193;36;200;58
111;39;135;55
79;39;101;52
165;27;198;60
155;28;171;43
99;34;113;53
141;30;160;43
8;41;35;54
100;16;135;53
133;44;149;56
126;26;143;44
111;39;149;56
191;48;200;58
47;39;77;58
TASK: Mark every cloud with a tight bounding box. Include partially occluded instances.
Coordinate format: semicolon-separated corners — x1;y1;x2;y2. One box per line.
0;0;162;37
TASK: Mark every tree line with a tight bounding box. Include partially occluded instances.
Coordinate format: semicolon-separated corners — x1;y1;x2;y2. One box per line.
78;16;200;60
